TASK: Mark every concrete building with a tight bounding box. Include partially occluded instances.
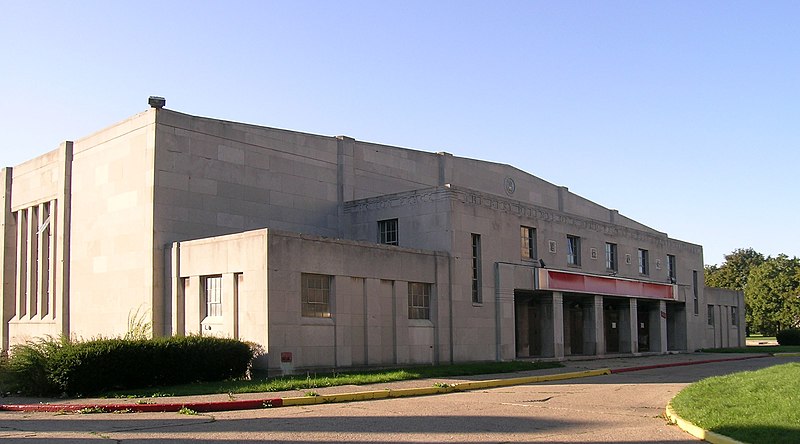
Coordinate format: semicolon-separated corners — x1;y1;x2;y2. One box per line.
0;103;745;372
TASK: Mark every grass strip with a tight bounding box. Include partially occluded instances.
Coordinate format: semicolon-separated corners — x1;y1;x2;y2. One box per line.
108;360;562;398
700;345;800;353
670;362;800;444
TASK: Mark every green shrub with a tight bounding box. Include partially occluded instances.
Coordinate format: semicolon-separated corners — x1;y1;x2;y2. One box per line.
776;328;800;346
1;336;66;396
1;335;257;396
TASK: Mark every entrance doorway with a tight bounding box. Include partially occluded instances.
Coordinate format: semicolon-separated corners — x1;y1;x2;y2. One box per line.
514;291;553;358
604;304;620;353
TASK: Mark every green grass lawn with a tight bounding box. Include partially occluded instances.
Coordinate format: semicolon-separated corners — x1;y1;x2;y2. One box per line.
107;360;563;398
701;345;800;353
670;363;800;444
747;335;777;342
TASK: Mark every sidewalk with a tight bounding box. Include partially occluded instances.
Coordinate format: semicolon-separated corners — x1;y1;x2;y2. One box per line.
0;352;770;413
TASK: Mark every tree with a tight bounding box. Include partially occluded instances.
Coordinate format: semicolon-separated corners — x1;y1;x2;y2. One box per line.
704;247;766;290
744;255;800;335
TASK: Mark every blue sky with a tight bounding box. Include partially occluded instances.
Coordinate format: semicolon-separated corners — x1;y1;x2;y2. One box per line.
1;1;798;265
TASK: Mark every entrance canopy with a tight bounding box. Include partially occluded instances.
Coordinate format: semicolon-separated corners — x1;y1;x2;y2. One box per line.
538;269;676;300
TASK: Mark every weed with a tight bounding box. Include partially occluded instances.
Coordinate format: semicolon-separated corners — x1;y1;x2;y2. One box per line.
178;406;198;415
305;391;320;397
124;306;152;340
78;406;107;414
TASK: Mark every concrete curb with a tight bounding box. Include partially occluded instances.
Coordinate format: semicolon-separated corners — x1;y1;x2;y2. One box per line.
611;354;769;373
0;354;772;413
665;403;746;444
0;368;609;413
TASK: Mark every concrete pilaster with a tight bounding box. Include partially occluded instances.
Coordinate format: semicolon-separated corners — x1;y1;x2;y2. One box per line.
593;295;605;357
26;206;37;319
552;292;564;359
15;208;26;318
0;167;14;352
168;242;184;335
185;276;202;334
55;141;72;337
222;273;238;339
652;300;668;353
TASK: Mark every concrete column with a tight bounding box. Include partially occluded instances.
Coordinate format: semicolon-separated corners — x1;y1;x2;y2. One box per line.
55;141;73;337
25;207;39;319
185;276;202;334
36;203;46;319
222;273;238;339
593;295;605;357
552;292;564;359
26;206;37;319
652;301;668;353
46;200;56;320
15;208;26;319
168;242;184;335
0;167;15;352
627;299;638;354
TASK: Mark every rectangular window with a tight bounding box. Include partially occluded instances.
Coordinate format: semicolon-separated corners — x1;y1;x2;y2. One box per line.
203;275;223;318
638;249;649;275
693;270;699;315
472;233;482;303
302;273;332;318
378;219;398;246
520;226;536;260
605;243;618;272
731;306;738;326
707;305;714;326
566;235;581;266
667;254;676;283
408;282;431;319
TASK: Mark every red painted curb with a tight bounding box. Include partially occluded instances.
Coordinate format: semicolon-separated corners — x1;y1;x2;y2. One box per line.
0;354;773;413
610;354;769;374
0;397;283;413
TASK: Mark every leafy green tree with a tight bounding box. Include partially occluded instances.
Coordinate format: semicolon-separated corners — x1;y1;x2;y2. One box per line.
704;248;765;290
744;255;800;335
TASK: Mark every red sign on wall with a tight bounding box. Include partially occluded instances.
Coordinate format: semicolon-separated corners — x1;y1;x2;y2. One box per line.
541;270;676;300
280;352;293;363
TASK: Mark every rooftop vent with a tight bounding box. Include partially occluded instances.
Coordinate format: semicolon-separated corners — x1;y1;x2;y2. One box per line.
148;96;166;109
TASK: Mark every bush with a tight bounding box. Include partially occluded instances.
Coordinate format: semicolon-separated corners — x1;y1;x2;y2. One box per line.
1;336;66;396
776;328;800;346
1;335;257;396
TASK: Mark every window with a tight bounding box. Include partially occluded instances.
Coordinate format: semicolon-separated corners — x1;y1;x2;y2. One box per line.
731;306;738;326
693;270;699;315
302;273;332;318
667;254;676;283
408;282;431;319
378;219;398;246
566;235;581;266
605;243;618;272
707;305;714;326
638;249;649;275
203;275;223;318
472;233;482;303
520;226;536;260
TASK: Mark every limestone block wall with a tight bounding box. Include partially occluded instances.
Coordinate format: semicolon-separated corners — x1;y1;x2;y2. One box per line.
265;230;448;371
171;230;268;350
68;111;157;339
703;286;746;348
4;142;72;348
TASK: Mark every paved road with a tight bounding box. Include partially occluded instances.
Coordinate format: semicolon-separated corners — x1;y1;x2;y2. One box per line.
1;356;795;443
